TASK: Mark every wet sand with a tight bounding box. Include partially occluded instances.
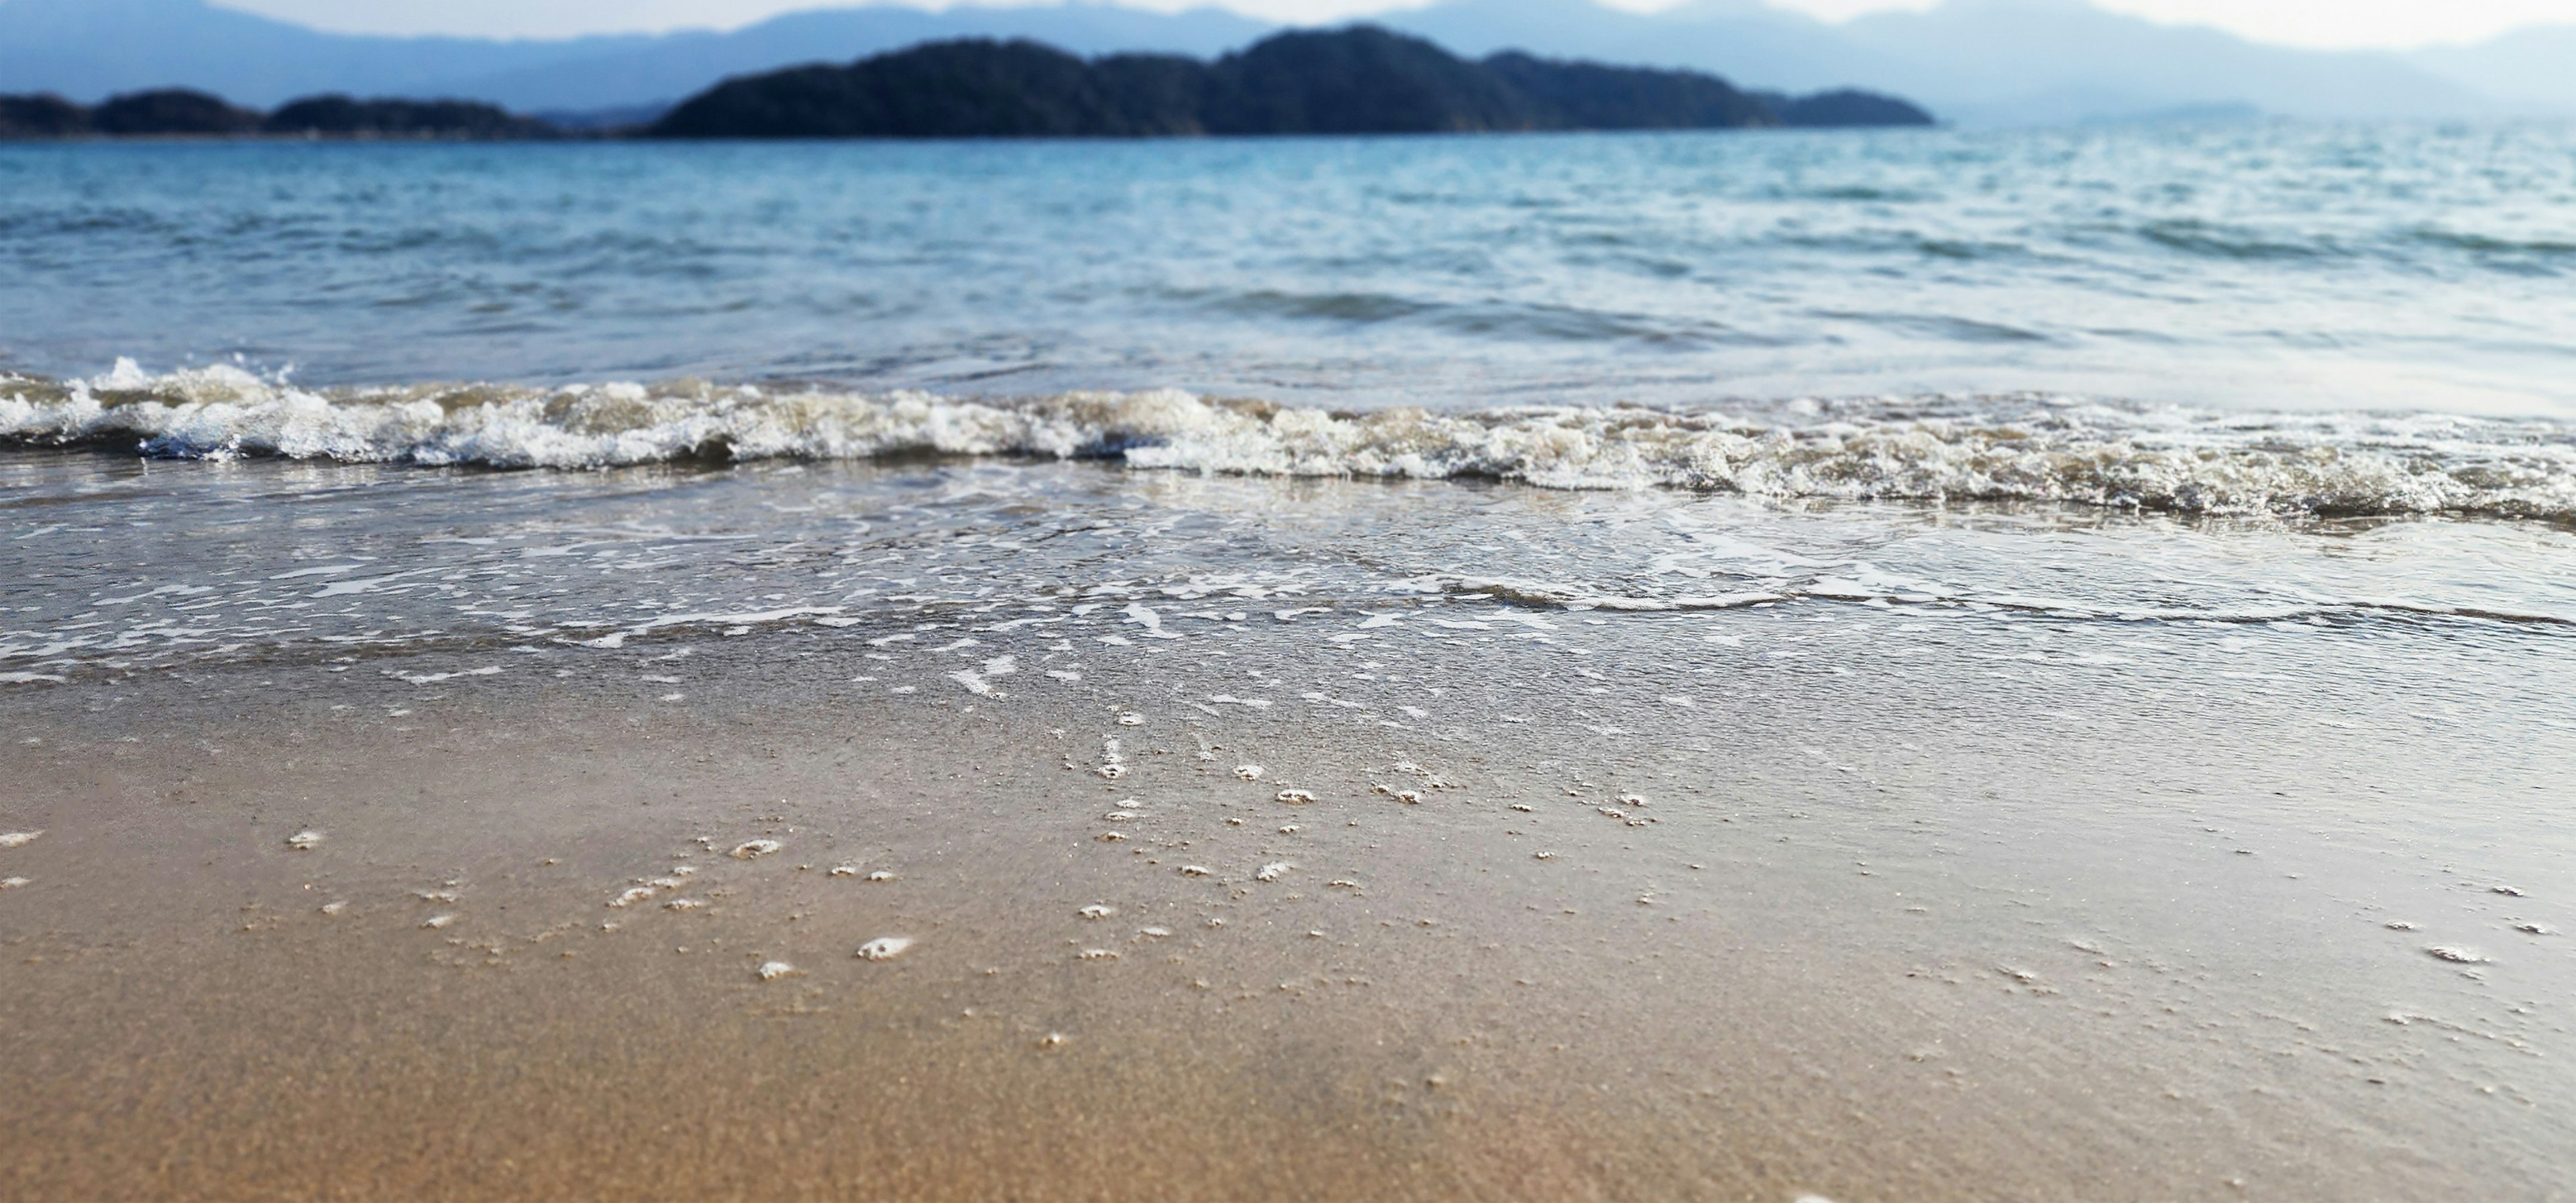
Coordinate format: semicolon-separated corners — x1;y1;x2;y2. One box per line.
3;606;2569;1200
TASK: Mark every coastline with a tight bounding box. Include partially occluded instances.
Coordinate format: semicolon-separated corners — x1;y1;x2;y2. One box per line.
4;82;2574;1203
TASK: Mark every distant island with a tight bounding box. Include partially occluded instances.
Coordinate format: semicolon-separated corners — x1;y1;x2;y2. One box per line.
0;90;555;140
0;26;1932;142
650;28;1933;138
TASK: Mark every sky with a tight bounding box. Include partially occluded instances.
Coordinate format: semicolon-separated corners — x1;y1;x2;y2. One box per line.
216;0;2576;48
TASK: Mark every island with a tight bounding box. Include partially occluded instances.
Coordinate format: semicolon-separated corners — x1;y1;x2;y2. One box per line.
0;26;1933;142
650;27;1935;138
0;90;553;139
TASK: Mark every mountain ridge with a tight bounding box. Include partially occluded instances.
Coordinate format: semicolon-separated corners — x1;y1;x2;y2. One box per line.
644;28;1924;138
2411;24;2576;113
0;0;2558;123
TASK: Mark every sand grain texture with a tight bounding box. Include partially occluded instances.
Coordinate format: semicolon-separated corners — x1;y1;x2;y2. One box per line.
3;614;2569;1201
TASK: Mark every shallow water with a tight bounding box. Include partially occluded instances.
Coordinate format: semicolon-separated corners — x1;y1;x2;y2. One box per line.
3;125;2574;687
6;452;2574;682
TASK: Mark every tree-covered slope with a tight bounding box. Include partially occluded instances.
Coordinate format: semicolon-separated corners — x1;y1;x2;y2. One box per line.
651;26;1933;138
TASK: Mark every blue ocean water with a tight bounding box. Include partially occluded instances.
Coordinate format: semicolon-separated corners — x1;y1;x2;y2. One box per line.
3;122;2572;413
7;121;2576;682
11;121;2576;1202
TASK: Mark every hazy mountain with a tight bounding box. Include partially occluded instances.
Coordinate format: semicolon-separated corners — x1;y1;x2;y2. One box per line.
435;3;1271;112
1377;0;1917;96
1379;0;2499;124
0;0;639;105
0;0;1265;111
2410;25;2576;115
0;0;2547;124
1833;0;2496;123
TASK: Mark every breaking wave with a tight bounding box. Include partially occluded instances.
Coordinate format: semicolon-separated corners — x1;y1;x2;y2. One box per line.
7;360;2576;521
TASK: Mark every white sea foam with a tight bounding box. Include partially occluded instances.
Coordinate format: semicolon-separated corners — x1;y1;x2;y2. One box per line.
10;365;2576;519
856;936;913;961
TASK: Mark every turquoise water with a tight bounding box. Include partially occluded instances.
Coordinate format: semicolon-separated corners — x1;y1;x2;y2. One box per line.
4;123;2573;412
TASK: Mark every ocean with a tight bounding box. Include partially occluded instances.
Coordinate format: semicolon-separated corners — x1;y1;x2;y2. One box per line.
5;122;2576;676
5;122;2576;1196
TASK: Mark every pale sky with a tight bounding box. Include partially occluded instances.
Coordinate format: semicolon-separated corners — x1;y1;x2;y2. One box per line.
217;0;2576;49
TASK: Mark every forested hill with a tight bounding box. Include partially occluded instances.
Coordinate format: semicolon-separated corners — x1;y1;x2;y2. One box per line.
649;26;1935;138
0;91;555;138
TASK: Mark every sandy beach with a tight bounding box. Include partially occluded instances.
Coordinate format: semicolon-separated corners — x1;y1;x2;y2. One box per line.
5;582;2567;1200
9;70;2576;1203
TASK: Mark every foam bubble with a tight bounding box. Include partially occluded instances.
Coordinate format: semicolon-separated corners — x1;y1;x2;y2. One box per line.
856;936;914;961
11;368;2573;519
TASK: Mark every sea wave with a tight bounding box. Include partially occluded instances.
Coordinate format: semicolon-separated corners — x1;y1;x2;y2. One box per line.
7;360;2576;520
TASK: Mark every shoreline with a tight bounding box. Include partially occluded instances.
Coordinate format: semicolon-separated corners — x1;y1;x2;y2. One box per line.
4;603;2567;1198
